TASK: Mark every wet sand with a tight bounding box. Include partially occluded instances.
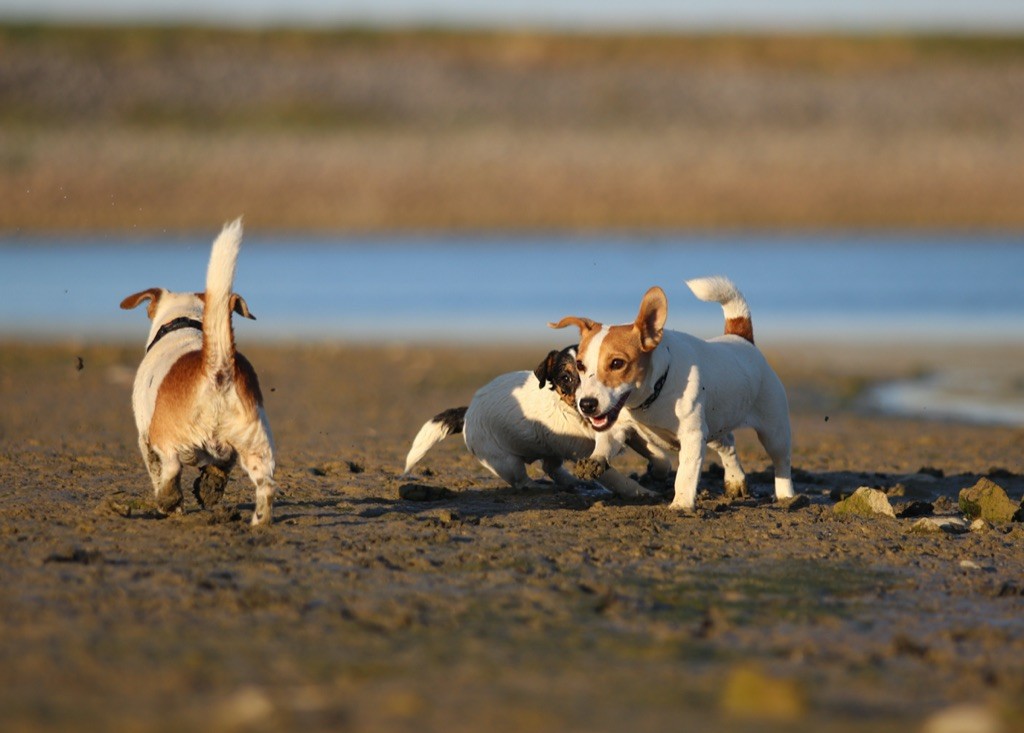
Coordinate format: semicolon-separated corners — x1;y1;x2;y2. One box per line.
1;340;1023;732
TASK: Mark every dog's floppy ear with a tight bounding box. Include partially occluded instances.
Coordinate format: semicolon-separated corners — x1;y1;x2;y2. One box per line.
548;316;598;335
634;286;667;352
533;350;560;389
231;293;256;320
120;288;164;320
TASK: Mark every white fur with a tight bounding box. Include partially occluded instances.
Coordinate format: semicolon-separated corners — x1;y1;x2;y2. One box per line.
579;276;793;511
685;275;750;321
122;219;277;526
403;370;672;498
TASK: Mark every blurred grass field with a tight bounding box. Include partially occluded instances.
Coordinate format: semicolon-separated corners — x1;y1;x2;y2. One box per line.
3;25;1024;232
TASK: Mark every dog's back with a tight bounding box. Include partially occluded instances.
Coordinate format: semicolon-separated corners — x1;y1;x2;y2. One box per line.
464;371;592;463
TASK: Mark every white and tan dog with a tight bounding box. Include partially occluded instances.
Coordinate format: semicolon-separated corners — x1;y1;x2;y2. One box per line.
120;219;277;526
403;345;672;498
552;276;794;511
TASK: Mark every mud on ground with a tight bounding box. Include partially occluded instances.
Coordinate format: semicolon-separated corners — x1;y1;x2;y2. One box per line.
1;342;1023;732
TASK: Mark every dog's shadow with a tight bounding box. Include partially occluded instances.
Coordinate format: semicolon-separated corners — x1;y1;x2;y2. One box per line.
372;464;1024;521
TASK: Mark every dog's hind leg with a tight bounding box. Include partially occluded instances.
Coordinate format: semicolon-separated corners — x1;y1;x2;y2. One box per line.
147;445;183;515
238;442;276;527
478;453;535;490
230;412;277;525
709;433;747;498
192;463;231;509
541;457;578;489
756;425;794;501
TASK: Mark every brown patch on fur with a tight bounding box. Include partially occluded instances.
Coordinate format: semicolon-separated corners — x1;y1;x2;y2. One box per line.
595;325;652;390
635;287;667;352
148;350;204;449
234;352;264;414
148;350;263;451
549;316;598;334
195;292;256;319
120;288;164;320
726;316;755;344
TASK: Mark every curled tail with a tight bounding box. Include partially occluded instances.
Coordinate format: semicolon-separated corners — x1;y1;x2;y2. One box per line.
203;218;244;384
685;275;754;343
403;407;467;475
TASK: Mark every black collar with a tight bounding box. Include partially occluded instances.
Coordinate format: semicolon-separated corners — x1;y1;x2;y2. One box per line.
635;366;669;411
147;317;203;353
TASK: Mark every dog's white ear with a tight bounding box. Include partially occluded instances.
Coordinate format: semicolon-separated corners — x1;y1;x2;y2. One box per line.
635;286;667;352
231;293;256;320
549;316;598;334
120;288;165;320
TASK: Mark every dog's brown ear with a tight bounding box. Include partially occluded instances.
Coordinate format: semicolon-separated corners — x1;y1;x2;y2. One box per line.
549;316;598;334
120;288;164;320
533;350;559;389
231;294;256;320
635;286;667;352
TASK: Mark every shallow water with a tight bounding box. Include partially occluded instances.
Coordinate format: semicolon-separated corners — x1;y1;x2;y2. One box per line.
2;232;1022;343
3;232;1023;424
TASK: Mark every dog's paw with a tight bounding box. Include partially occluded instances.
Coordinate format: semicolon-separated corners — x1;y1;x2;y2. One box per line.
155;489;184;516
250;500;273;527
193;465;229;508
626;486;663;504
573;458;609;481
724;478;749;499
668;499;698;513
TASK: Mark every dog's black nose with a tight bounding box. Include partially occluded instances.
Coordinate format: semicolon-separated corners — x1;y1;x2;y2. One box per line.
579;397;598;415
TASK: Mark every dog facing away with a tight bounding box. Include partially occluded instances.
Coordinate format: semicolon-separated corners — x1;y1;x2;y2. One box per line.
551;275;794;511
120;219;277;526
403;345;672;498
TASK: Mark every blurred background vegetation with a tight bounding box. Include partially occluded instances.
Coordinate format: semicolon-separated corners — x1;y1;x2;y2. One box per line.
3;25;1023;232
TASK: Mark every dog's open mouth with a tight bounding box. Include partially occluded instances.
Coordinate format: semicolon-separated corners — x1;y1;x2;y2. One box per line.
587;392;630;432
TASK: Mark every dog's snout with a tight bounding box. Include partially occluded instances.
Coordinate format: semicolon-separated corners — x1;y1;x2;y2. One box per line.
579;397;598;415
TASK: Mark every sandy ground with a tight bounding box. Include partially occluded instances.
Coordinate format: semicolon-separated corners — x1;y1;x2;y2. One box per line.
1;339;1023;733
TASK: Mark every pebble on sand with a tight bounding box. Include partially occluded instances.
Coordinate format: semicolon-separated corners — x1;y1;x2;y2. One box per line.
832;487;895;519
958;478;1018;524
719;664;805;722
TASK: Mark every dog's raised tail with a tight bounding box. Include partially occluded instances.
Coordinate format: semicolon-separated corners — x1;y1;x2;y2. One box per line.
203;218;244;381
686;275;754;343
403;407;467;475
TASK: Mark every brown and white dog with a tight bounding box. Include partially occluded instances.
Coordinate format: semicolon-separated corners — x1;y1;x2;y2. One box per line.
551;276;794;511
120;219;276;525
402;345;672;498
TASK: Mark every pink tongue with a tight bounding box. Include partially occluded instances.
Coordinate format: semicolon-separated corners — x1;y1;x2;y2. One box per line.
591;415;608;428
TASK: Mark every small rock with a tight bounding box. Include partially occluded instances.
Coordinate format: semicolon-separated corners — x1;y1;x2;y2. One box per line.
908;517;969;535
932;496;956;514
958;478;1018;523
719;664;805;721
959;559;982;570
921;703;1000;733
833;487;895;519
969;518;991;533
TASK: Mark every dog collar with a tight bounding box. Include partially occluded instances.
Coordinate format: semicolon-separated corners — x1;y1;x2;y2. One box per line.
635;366;669;411
147;317;203;353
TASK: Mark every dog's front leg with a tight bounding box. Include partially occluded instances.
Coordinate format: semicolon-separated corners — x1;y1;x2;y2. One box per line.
708;434;747;498
669;429;706;511
573;429;622;482
576;432;659;500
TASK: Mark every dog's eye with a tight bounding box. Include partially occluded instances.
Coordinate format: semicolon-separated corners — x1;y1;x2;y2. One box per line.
576;360;585;373
609;358;626;370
